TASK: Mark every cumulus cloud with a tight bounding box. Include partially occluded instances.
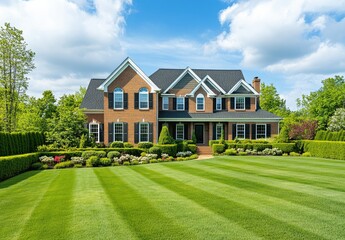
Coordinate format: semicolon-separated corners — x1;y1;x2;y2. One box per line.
0;0;131;97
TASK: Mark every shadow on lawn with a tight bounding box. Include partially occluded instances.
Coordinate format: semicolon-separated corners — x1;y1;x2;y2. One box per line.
0;170;42;189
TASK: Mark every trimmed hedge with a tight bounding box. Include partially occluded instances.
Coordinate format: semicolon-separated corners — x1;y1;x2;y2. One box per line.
212;144;225;154
271;143;297;153
39;151;83;160
0;153;39;181
314;130;345;141
0;132;45;156
155;144;177;157
303;140;345;160
187;144;197;154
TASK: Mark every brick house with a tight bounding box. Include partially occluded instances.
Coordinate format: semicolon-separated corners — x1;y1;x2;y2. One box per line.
81;57;281;145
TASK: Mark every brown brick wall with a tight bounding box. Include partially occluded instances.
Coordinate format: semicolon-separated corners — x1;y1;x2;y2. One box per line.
228;97;257;112
189;88;213;113
86;113;104;124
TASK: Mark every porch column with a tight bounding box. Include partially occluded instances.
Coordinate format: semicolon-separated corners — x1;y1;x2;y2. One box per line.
228;122;232;140
190;122;194;139
209;122;213;142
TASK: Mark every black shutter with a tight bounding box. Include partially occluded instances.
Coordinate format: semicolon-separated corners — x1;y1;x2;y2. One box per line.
213;99;216;111
134;93;139;109
100;124;104;142
108;92;114;109
149;123;153;142
222;98;226;110
173;98;176;110
213;123;216;140
230;97;234;109
185;98;189;110
245;97;251;110
251;124;256;140
108;122;113;143
184;123;188;140
124;93;128;109
149;93;153;109
232;124;236;140
245;124;250;139
172;123;176;140
134;123;139;143
267;124;271;138
123;123;128;142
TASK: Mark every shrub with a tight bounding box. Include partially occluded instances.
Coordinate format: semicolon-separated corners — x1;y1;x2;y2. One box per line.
123;161;130;166
238;152;248;156
158;126;174;144
39;155;54;165
176;151;192;157
31;162;43;170
99;158;111;166
149;146;162;157
86;156;100;167
188;154;198;160
209;140;220;146
138;142;154;149
289;152;300;156
155;144;177;157
110;141;124;148
74;164;83;168
39;151;83;159
224;149;237;155
81;151;106;160
187;144;197;154
112;162;120;166
150;159;158;163
272;143;296;153
124;142;134;148
131;160;139;165
303;140;345;160
212;144;225;154
302;152;311;157
54;161;73;169
107;151;121;159
71;157;85;165
252;144;272;151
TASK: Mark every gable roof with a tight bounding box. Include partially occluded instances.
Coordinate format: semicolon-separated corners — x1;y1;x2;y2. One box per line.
150;69;245;93
228;79;259;95
80;79;105;110
186;76;216;97
97;57;160;93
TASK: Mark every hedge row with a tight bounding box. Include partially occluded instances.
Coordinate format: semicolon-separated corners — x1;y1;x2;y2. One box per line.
0;132;45;156
303;140;345;160
314;130;345;141
0;153;39;181
212;143;297;154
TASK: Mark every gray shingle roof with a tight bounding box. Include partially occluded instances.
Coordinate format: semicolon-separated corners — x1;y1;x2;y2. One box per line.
158;109;281;121
149;69;245;92
80;79;105;110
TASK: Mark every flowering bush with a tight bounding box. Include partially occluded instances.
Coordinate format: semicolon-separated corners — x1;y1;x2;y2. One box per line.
71;157;85;165
161;153;169;159
39;156;54;165
176;151;192;157
54;155;65;163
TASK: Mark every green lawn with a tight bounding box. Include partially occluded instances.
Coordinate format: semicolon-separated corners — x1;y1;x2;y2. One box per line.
1;156;345;240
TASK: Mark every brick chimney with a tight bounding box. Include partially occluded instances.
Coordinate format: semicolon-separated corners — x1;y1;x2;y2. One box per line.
252;76;261;93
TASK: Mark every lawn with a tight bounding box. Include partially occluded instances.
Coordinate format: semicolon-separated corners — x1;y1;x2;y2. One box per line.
1;156;345;240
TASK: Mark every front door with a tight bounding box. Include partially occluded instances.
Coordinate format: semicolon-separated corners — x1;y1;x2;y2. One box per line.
195;124;204;144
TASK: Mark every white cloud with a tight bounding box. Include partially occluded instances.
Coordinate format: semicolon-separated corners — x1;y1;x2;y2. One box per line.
0;0;132;97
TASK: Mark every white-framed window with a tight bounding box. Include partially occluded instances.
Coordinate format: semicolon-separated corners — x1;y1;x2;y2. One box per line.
256;124;266;139
196;93;204;111
176;124;184;140
216;97;222;110
114;88;123;109
176;97;185;110
236;124;245;139
235;97;245;110
113;123;123;141
216;124;223;140
139;122;149;142
162;97;169;110
89;123;100;142
139;88;149;109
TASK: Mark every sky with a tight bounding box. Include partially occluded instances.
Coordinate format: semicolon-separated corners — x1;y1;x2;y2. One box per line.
1;0;345;110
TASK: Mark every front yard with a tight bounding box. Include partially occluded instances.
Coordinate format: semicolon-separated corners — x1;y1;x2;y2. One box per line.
1;156;345;239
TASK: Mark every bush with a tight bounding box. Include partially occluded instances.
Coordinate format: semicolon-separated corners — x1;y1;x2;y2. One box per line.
158;126;174;144
138;142;154;149
107;151;121;159
289;152;300;156
110;141;124;148
149;159;158;163
124;142;134;148
252;144;272;151
70;156;85;165
0;132;44;156
224;149;237;155
209;140;220;146
74;164;83;168
303;140;345;160
212;144;225;154
238;152;248;156
99;158;111;166
123;161;130;166
155;144;177;157
54;161;73;169
86;156;100;167
149;146;162;157
302;152;311;157
39;155;54;165
272;143;296;153
81;151;106;160
187;144;197;153
39;151;83;160
31;162;43;170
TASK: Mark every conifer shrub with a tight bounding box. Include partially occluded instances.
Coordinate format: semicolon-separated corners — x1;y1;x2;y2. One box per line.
158;126;174;144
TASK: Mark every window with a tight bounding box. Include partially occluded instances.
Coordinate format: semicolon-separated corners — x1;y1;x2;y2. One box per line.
256;124;266;139
216;97;222;110
139;122;149;142
176;97;185;110
196;93;204;111
139;88;149;109
176;124;184;140
89;123;100;142
162;97;169;110
114;88;123;109
236;124;245;139
235;97;245;110
216;124;223;140
113;123;123;141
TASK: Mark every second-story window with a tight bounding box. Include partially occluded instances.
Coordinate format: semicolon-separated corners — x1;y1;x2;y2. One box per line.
216;97;222;110
176;97;185;110
139;88;149;109
235;97;245;110
196;93;204;111
114;88;123;109
162;97;169;110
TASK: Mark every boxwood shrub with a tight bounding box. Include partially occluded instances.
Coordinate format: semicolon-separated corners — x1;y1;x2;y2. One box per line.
81;151;106;160
212;144;225;154
303;140;345;160
252;144;272;151
187;144;197;154
271;143;297;153
138;142;154;149
209;140;220;146
0;153;39;181
155;144;177;157
110;141;124;148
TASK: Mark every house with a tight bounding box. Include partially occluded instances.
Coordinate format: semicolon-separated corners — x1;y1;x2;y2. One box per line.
80;57;281;145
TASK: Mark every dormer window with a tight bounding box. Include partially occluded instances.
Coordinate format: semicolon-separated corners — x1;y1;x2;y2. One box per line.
235;97;245;110
114;88;123;109
139;88;149;109
176;97;185;110
196;93;204;111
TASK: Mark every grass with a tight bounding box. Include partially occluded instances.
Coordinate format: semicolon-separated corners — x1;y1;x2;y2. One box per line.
1;156;345;239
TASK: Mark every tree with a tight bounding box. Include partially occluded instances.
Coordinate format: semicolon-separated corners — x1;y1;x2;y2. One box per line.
288;119;318;140
158;125;174;144
260;83;289;117
327;108;345;132
0;23;35;132
298;76;345;130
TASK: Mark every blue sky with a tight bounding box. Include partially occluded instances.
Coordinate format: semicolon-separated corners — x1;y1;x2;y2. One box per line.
1;0;345;110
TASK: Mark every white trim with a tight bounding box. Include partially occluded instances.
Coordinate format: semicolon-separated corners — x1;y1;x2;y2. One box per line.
97;57;160;93
216;97;222;111
204;75;226;94
158;118;281;122
236;124;245;139
113;122;124;142
163;67;201;94
176;97;185;111
162;96;169;110
216;123;223;140
114;88;123;110
256;124;266;139
176;123;184;140
139;122;149;142
235;97;245;110
194;123;205;144
196;93;205;111
89;122;100;143
227;79;259;95
139;87;149;110
161;93;175;96
83;109;104;114
187;77;216;97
